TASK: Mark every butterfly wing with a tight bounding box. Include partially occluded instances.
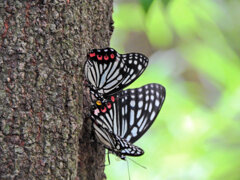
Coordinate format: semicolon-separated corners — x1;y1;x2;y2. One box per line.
117;83;166;143
84;48;125;96
84;48;148;97
93;122;144;160
91;83;166;143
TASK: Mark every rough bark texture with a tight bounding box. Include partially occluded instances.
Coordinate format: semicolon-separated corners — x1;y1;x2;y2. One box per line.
0;0;113;179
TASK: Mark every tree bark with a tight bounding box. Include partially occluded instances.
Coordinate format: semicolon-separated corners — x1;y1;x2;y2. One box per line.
0;0;113;179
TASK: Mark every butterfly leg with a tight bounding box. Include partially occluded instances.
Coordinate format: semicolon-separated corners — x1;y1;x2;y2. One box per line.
107;150;111;166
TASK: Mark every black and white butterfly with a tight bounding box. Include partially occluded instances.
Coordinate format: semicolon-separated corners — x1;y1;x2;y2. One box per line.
91;83;166;159
84;48;149;98
93;122;144;160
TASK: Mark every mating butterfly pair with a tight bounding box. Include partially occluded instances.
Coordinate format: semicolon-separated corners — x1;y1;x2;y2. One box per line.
84;48;166;160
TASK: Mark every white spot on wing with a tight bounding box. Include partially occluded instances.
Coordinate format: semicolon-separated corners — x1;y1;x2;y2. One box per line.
126;135;131;142
146;95;149;101
131;127;138;137
149;103;152;112
137;116;144;127
138;64;142;70
150;111;156;121
130;100;135;107
130;69;134;74
117;74;123;80
151;95;154;100
130;109;135;126
136;110;142;119
125;105;128;115
104;80;118;89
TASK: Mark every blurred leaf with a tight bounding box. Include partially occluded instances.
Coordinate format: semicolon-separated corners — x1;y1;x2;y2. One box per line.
168;0;199;39
113;3;145;31
145;0;173;48
138;0;154;12
182;43;240;91
162;0;171;7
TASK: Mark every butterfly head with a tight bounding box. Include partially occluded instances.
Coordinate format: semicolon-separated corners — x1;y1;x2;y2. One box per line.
96;100;102;106
93;99;106;113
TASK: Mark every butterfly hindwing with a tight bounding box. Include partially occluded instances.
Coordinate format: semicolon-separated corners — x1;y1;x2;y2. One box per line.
93;122;144;160
118;83;166;143
91;83;166;144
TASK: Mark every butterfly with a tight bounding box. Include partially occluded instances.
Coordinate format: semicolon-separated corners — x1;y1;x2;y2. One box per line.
91;83;166;159
84;48;149;99
93;122;144;160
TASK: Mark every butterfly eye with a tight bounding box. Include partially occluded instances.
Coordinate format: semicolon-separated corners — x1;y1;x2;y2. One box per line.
111;96;115;102
107;102;112;109
104;55;109;60
96;100;102;106
89;52;95;57
97;55;102;60
110;54;115;59
101;107;107;113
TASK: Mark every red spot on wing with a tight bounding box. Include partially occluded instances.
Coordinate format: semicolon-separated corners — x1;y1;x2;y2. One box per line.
111;96;115;102
101;107;107;113
107;102;112;109
110;54;115;59
89;52;96;57
97;55;103;60
104;55;109;60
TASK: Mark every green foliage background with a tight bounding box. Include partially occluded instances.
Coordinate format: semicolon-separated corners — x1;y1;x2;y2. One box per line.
105;0;240;179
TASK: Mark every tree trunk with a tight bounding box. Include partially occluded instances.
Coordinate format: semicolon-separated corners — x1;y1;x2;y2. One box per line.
0;0;113;179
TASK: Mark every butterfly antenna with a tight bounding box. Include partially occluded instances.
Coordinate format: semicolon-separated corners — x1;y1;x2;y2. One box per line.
128;157;147;169
126;159;131;180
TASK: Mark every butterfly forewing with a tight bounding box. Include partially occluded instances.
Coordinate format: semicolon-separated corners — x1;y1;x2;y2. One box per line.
84;48;149;98
120;53;148;86
91;83;166;144
84;48;125;95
